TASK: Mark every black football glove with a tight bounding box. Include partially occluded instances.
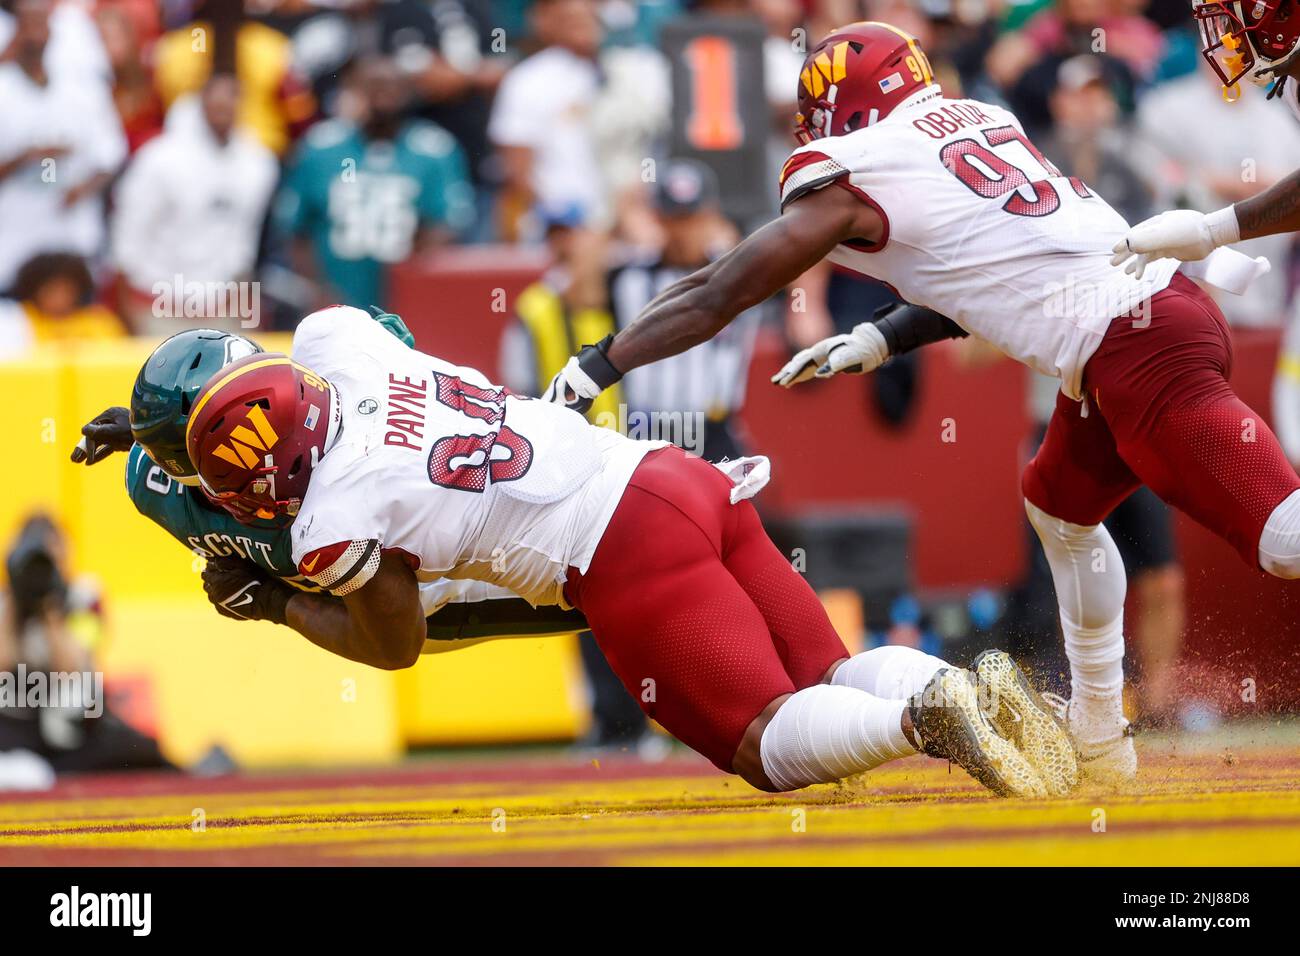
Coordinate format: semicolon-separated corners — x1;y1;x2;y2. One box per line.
71;406;133;465
201;557;295;626
540;335;623;415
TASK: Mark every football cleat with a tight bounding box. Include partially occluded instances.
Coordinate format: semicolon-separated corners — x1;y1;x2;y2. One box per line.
1043;693;1138;786
909;668;1047;798
973;650;1079;796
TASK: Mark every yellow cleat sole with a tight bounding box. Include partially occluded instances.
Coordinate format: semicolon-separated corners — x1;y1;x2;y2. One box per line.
974;650;1080;796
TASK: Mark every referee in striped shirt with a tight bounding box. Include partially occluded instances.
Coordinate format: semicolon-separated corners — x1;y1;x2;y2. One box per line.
611;159;768;462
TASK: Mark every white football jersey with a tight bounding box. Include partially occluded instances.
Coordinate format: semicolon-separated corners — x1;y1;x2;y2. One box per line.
289;306;664;607
779;90;1179;399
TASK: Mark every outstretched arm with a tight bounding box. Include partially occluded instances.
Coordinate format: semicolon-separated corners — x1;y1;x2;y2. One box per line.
541;184;883;411
607;185;882;373
1113;168;1300;278
1236;168;1300;239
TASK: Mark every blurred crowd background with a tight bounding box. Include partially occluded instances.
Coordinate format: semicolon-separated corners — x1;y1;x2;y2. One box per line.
3;0;1300;781
3;0;1300;341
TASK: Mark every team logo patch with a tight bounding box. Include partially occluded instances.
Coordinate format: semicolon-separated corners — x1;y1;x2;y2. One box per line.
800;40;849;99
211;403;280;470
357;398;379;415
879;72;904;94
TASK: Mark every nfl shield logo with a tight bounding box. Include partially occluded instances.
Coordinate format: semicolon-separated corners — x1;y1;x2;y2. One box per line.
878;72;904;94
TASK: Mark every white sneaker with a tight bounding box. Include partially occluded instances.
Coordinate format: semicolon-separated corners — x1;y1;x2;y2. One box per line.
1043;693;1137;785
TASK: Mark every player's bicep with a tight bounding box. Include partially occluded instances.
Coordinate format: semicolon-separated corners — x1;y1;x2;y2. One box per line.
299;544;424;668
343;553;424;657
705;189;877;314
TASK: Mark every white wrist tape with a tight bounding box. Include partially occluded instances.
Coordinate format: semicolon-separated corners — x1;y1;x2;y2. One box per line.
1206;205;1241;247
850;321;890;368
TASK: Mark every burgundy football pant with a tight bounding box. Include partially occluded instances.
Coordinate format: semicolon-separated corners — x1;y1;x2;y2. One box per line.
565;447;849;770
1023;272;1300;568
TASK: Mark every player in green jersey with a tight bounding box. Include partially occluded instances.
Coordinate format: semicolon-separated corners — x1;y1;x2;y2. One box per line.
71;317;584;646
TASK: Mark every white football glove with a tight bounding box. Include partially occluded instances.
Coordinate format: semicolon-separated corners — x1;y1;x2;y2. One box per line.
541;354;603;414
772;322;890;388
1111;207;1240;279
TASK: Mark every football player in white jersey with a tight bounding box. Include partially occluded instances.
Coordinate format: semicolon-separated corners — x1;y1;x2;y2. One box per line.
1115;0;1300;464
542;21;1300;785
182;304;1078;798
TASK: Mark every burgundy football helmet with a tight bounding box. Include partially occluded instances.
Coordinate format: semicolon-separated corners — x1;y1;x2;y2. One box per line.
795;21;938;144
1194;0;1300;88
185;353;337;525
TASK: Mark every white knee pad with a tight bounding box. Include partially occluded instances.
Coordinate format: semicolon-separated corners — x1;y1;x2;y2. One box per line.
1260;488;1300;579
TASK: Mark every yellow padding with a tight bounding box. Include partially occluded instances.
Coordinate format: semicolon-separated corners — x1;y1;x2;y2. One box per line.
100;600;402;766
396;635;588;745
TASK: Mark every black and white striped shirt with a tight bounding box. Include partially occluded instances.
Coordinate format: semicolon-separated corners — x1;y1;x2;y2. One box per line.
610;258;765;418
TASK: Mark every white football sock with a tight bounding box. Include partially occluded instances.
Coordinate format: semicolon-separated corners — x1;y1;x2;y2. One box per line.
831;645;949;700
759;685;915;792
1025;499;1127;733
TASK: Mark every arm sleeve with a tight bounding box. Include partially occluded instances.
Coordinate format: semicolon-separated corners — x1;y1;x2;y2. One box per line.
872;302;967;357
423;598;589;642
297;539;381;596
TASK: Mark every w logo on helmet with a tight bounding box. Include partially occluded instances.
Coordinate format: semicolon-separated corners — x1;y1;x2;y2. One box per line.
212;404;280;470
800;41;849;99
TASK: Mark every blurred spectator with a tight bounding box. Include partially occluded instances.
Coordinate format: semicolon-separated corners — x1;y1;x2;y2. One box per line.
502;205;615;411
269;0;504;186
0;0;126;291
0;515;173;779
0;0;112;86
95;1;164;153
275;54;474;311
153;0;314;155
111;74;278;333
0;253;125;357
489;0;668;241
986;0;1154;132
1136;65;1300;325
1040;54;1153;224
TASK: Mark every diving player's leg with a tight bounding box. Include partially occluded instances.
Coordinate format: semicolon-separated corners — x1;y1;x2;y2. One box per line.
566;471;916;792
713;497;1070;790
1021;389;1140;783
1088;274;1300;578
585;447;1050;801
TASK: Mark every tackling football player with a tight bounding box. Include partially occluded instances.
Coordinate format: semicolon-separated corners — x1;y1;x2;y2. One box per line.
71;321;586;646
1113;1;1300;466
182;304;1077;798
1114;0;1300;275
541;21;1300;785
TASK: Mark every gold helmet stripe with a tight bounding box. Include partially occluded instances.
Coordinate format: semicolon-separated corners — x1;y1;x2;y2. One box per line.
858;20;933;84
185;355;294;442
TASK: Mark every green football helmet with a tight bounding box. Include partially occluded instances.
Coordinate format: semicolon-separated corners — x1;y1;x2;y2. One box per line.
130;329;263;485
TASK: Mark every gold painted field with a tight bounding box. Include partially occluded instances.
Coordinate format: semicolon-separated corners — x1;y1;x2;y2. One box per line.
1;724;1296;866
